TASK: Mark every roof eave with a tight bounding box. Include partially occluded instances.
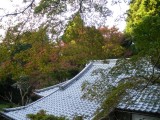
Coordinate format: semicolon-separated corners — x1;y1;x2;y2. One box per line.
115;108;160;117
0;111;15;120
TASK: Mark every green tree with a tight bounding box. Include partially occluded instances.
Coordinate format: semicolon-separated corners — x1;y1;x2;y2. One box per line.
62;13;84;43
126;0;160;36
126;0;160;65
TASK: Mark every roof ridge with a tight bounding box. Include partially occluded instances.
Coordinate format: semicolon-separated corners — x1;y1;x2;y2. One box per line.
34;81;67;93
59;62;93;90
35;59;117;93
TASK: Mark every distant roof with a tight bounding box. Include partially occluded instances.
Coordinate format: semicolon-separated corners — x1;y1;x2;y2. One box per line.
1;59;160;120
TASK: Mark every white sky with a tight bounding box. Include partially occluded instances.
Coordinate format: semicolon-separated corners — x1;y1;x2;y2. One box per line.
0;0;40;37
107;0;129;31
0;0;30;14
0;0;129;39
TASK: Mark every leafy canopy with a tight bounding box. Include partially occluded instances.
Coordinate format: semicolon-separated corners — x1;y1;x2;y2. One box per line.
126;0;160;64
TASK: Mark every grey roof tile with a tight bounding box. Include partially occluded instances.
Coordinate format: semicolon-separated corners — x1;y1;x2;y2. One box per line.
117;85;160;114
1;59;160;120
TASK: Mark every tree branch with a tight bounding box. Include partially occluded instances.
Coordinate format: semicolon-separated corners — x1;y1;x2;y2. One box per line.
79;0;84;13
0;92;15;105
0;0;35;19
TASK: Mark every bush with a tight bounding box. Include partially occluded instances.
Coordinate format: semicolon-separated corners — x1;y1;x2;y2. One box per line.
27;110;67;120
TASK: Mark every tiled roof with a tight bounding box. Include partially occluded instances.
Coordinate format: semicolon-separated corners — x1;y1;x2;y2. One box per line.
118;85;160;113
1;60;116;120
1;59;160;120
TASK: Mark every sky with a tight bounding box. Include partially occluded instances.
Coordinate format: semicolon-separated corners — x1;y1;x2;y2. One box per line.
0;0;40;38
0;0;28;37
106;1;129;30
0;0;129;38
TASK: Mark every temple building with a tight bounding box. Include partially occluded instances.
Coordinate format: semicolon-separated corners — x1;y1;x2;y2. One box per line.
0;60;160;120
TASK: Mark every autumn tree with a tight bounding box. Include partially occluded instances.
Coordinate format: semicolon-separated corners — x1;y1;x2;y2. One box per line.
0;26;59;105
98;26;127;58
61;13;105;68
